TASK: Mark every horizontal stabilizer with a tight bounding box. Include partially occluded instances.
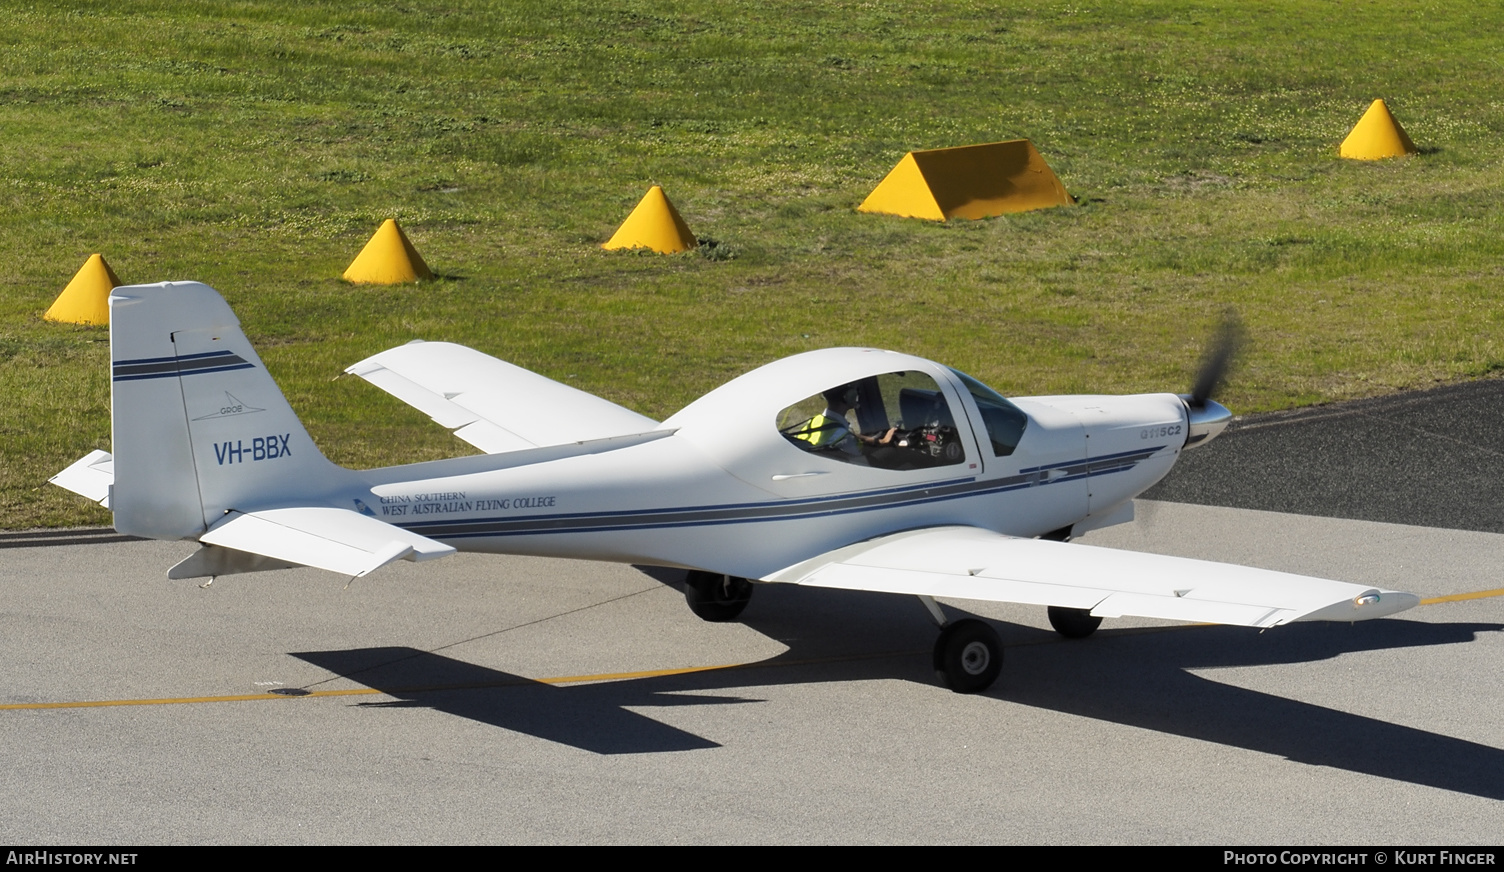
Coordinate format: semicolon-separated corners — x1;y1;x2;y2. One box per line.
765;526;1418;627
50;450;115;508
346;341;658;453
199;507;455;578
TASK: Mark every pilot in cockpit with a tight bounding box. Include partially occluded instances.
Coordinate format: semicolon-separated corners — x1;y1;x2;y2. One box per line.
788;385;862;454
783;376;962;470
789;383;905;455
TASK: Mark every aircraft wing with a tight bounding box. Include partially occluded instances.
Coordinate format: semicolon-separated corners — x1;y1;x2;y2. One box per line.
50;450;114;508
345;341;659;454
193;507;455;578
764;526;1419;626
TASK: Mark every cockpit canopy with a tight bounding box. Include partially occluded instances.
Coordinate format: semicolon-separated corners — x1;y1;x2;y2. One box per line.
778;370;967;470
663;348;1031;474
776;367;1029;471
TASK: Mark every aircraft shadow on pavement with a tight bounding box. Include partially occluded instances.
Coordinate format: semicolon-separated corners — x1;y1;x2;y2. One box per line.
998;616;1504;801
292;580;1503;799
289;646;754;755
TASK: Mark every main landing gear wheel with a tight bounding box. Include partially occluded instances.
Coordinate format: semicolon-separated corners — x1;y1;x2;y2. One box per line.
932;619;1002;694
684;571;752;622
1047;606;1102;639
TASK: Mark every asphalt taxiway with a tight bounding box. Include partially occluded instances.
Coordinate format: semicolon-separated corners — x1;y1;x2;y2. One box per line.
2;383;1501;844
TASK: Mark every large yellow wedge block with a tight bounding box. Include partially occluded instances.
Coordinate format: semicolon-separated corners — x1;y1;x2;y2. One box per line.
44;254;121;325
603;185;697;254
1340;99;1418;160
859;139;1072;221
343;219;433;284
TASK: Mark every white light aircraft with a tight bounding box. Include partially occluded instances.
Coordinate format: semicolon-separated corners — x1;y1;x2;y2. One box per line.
53;282;1418;693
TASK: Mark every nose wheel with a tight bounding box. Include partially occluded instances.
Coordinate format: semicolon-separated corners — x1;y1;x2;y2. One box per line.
684;570;753;622
932;618;1002;694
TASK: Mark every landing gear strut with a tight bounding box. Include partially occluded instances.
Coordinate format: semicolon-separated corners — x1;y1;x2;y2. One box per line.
684;571;752;622
1047;606;1102;639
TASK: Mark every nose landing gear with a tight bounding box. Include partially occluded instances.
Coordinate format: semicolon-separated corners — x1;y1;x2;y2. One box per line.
684;570;753;622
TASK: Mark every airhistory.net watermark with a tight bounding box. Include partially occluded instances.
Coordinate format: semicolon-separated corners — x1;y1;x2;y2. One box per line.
5;854;137;865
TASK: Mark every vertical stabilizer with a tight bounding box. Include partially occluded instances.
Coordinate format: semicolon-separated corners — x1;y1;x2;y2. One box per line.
109;282;348;539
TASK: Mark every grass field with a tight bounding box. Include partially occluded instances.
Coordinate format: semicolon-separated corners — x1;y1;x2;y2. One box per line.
4;0;1504;528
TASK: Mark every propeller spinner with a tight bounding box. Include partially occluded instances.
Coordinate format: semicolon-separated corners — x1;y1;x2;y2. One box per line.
1181;313;1242;448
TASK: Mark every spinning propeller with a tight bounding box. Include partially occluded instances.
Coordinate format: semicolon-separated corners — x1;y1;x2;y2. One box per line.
1182;311;1242;446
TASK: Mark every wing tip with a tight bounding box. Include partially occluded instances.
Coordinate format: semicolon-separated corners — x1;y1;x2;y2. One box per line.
1296;589;1421;623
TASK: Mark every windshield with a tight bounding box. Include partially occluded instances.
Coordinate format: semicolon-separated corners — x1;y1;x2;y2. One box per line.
949;368;1028;457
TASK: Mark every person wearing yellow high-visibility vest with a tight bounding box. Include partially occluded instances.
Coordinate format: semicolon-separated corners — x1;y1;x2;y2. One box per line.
790;385;862;454
790;383;908;456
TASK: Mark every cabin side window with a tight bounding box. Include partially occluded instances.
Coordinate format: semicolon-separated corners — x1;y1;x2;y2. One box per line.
777;371;966;470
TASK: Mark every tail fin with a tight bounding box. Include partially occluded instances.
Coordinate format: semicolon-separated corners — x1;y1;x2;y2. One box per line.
109;282;349;539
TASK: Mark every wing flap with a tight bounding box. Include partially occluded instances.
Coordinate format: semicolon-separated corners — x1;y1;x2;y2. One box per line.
200;507;455;578
347;341;658;453
789;562;1108;610
1090;593;1290;628
50;450;115;508
766;526;1417;627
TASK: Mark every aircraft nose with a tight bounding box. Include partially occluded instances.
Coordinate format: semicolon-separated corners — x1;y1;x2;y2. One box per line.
1182;397;1232;448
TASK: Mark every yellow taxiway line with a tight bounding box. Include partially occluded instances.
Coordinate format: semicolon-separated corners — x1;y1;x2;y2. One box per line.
1420;587;1504;605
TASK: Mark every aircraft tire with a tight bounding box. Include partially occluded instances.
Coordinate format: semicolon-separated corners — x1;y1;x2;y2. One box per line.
684;571;752;622
1047;606;1102;639
933;619;1002;694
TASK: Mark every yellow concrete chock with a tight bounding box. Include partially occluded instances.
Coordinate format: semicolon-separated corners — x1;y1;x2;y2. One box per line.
44;254;122;325
858;139;1072;221
602;185;697;254
343;219;433;284
1340;99;1418;160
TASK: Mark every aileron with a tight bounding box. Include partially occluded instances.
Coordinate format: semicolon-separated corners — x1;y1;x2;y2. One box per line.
346;341;658;453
